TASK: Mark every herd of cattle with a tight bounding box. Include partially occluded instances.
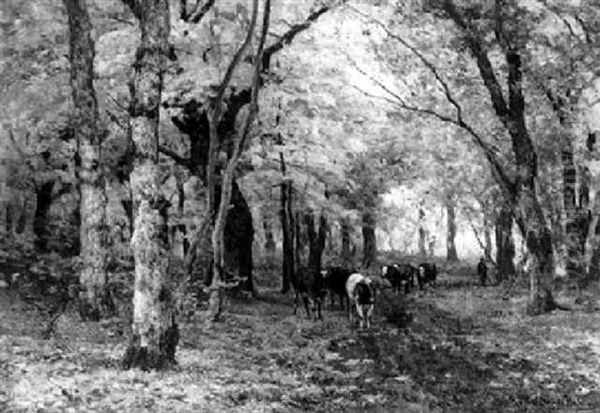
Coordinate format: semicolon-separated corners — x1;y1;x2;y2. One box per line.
292;261;439;329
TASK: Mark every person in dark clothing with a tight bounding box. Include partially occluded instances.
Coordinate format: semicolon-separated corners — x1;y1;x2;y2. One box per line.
477;257;487;286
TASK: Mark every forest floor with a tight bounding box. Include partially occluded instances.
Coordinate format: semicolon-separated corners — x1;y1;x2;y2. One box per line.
2;268;600;412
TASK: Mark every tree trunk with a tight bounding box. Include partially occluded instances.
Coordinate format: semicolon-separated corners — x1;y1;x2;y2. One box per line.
361;210;376;268
561;139;585;281
121;198;134;239
16;199;28;234
169;179;187;258
306;212;327;274
440;1;561;314
418;202;427;258
280;183;294;293
445;196;458;262
33;181;55;252
224;180;255;294
294;211;304;269
495;207;515;283
263;214;276;253
4;203;12;234
279;154;294;294
483;209;493;261
524;224;555;315
122;0;178;371
340;217;351;263
584;187;600;282
64;0;112;321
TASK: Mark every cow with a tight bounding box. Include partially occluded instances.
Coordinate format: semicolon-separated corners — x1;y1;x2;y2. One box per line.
292;266;326;320
346;273;375;329
381;263;416;294
321;266;354;310
417;262;437;290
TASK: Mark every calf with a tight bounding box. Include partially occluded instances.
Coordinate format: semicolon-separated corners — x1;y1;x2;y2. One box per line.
381;263;416;294
292;267;326;320
417;262;438;290
346;273;375;329
321;266;354;310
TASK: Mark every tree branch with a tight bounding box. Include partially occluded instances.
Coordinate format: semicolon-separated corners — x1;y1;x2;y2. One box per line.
441;0;510;122
188;0;215;23
212;0;259;118
349;4;467;123
120;0;141;20
346;52;516;199
262;4;337;72
158;145;193;170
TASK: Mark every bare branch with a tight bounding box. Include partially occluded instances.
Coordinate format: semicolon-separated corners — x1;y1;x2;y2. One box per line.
236;0;270;154
262;4;337;72
188;0;215;23
212;0;259;118
345;41;515;196
158;145;192;169
538;0;590;44
105;109;127;131
348;4;466;122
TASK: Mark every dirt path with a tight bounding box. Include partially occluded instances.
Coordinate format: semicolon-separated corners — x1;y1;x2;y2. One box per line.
2;276;600;412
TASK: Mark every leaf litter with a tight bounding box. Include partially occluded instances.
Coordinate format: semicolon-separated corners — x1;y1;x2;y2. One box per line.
2;275;600;412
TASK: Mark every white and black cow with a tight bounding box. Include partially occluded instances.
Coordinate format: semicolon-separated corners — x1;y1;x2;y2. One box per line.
346;273;375;329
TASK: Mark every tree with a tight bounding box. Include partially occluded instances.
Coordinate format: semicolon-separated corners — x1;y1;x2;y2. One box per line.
351;0;583;313
205;0;269;320
63;0;113;321
160;1;342;303
122;0;178;370
495;205;515;283
445;193;458;262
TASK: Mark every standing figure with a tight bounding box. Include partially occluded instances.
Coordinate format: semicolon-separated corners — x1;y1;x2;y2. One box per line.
477;257;487;286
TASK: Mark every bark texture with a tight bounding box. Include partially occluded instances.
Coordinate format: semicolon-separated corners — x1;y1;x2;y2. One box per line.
418;202;427;258
33;181;55;252
279;158;294;294
64;0;111;321
340;217;351;263
122;0;178;370
361;210;376;268
495;207;515;283
305;212;327;276
446;196;458;262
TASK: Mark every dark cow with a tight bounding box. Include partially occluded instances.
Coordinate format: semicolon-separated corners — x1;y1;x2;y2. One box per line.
346;273;375;329
292;266;326;320
381;263;416;294
321;266;354;310
417;262;438;290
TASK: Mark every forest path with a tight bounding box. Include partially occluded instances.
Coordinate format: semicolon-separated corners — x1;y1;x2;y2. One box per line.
1;274;600;412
